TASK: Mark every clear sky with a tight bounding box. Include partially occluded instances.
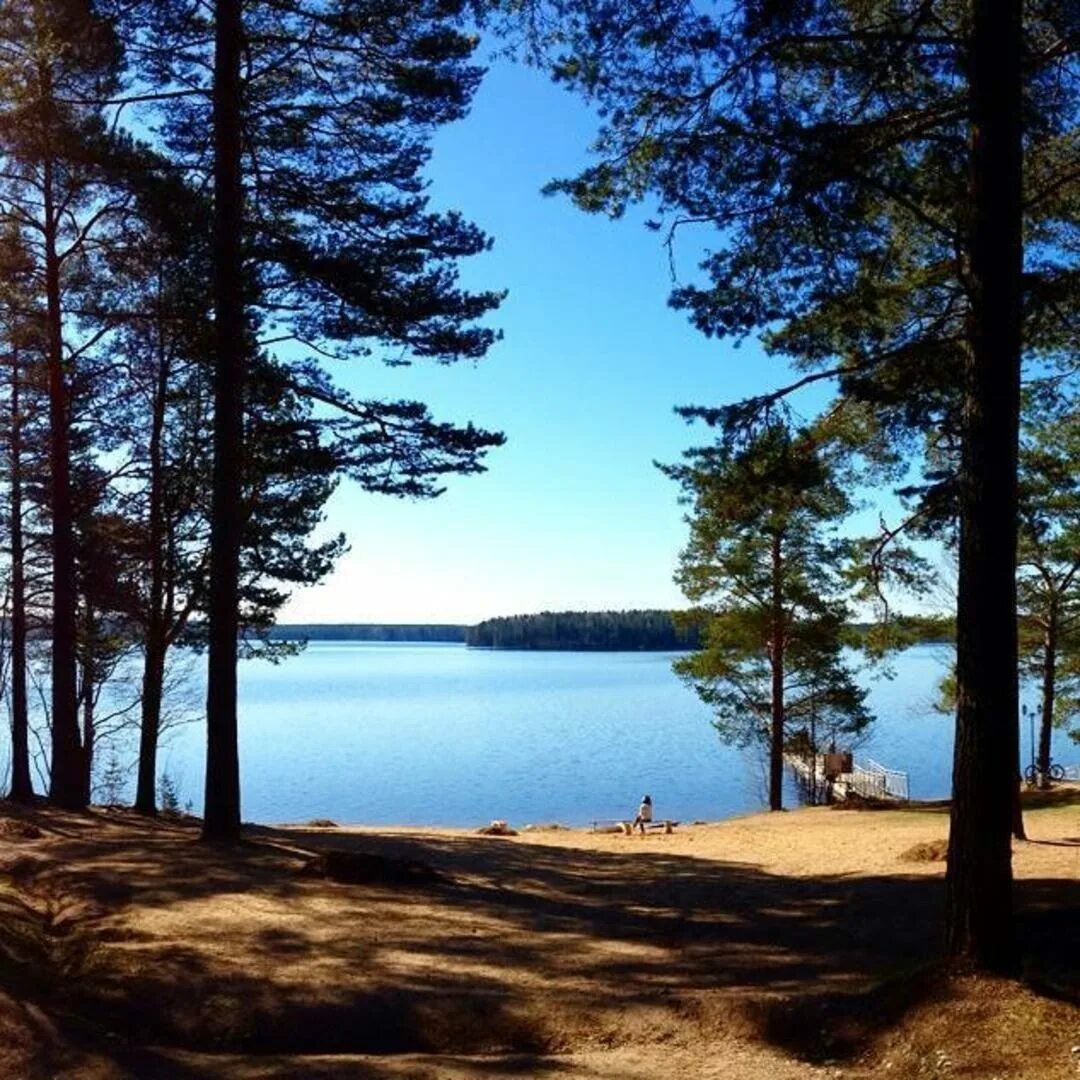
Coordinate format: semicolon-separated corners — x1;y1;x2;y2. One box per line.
279;58;867;626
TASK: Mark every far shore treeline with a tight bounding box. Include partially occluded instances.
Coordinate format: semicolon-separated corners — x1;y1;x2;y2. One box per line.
267;611;955;651
467;610;700;650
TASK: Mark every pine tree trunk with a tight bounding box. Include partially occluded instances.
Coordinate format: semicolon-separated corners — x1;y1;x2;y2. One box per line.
137;640;166;813
1037;619;1056;789
135;332;171;815
945;0;1022;973
203;0;245;842
769;530;785;812
43;152;85;811
8;348;32;802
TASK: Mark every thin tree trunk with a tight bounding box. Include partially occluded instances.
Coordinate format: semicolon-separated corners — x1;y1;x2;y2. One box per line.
769;530;785;812
203;0;245;842
8;347;32;802
1037;618;1056;788
945;0;1022;973
135;317;171;815
43;152;85;811
136;641;166;812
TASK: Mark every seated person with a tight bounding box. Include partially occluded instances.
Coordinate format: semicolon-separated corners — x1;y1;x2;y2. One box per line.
632;794;653;834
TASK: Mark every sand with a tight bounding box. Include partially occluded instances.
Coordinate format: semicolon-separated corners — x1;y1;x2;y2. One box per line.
0;789;1077;1078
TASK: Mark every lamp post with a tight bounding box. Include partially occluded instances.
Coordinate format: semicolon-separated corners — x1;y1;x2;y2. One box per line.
1021;703;1035;780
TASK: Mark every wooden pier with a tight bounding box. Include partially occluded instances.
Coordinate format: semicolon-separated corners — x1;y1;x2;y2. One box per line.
785;753;910;803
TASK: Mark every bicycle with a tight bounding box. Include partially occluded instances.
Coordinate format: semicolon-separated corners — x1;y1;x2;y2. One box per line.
1023;761;1066;783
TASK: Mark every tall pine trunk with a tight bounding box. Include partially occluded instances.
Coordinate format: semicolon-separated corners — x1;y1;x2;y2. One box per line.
8;347;32;802
43;153;85;811
136;641;166;812
769;530;785;812
1037;617;1056;788
945;0;1022;972
203;0;245;841
135;331;171;814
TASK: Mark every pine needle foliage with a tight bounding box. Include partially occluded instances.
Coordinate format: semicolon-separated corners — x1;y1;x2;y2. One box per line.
662;419;872;811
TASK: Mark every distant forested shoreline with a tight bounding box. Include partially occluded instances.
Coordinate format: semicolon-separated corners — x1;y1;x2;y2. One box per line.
266;611;954;650
269;612;694;649
466;610;700;650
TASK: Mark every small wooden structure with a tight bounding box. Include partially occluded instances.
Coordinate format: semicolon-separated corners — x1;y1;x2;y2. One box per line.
823;751;853;779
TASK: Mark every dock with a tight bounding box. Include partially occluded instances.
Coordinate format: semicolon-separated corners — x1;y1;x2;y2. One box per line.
785;753;910;803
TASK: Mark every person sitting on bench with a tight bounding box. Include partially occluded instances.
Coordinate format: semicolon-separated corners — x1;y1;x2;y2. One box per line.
632;794;653;834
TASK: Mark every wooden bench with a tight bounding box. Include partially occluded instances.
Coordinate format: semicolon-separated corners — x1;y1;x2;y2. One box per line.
643;819;678;834
590;818;678;835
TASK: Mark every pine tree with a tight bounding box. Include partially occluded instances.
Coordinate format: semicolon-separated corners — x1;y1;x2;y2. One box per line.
663;419;872;811
0;0;128;809
1017;387;1080;784
0;227;44;802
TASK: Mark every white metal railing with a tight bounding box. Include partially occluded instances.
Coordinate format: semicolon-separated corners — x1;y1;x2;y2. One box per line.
847;758;910;802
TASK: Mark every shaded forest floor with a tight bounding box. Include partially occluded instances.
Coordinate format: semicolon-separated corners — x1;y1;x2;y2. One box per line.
0;789;1078;1078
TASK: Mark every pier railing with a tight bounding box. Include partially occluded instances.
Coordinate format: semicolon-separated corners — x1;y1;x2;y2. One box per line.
847;758;909;802
784;752;911;803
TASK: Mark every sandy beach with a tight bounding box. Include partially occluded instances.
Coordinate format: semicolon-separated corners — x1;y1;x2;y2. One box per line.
1;790;1077;1078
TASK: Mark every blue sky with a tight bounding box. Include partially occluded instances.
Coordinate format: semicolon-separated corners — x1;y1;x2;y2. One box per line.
280;58;885;625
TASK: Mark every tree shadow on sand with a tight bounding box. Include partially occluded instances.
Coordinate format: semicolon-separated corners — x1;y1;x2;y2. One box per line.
0;806;1076;1070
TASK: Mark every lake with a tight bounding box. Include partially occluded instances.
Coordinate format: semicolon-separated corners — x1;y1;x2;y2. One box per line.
3;642;1075;826
121;641;1072;827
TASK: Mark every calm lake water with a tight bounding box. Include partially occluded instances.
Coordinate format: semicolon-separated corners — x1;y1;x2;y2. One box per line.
126;641;1072;827
3;642;1075;826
